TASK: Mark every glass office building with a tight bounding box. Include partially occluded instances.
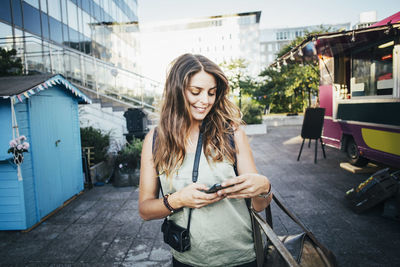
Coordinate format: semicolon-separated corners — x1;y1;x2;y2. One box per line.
0;0;159;105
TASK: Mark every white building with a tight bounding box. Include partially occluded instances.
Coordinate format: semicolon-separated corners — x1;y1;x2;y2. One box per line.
139;11;261;87
353;11;377;29
260;23;351;67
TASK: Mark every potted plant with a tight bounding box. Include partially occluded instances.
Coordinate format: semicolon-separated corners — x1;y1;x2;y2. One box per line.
113;137;143;187
241;98;267;135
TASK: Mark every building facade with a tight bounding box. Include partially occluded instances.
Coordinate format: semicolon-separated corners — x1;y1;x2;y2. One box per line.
260;23;351;68
0;0;159;103
139;11;261;84
352;11;377;29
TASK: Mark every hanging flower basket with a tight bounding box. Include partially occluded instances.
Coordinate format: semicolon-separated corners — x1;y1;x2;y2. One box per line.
8;135;29;165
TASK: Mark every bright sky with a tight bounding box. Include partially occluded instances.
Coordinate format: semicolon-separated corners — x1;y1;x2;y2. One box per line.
138;0;399;28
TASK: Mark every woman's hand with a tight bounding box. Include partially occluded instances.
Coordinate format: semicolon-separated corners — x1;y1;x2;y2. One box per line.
217;173;271;199
169;183;225;209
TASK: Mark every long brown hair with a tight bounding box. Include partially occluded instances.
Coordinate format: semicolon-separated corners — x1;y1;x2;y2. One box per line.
154;53;241;178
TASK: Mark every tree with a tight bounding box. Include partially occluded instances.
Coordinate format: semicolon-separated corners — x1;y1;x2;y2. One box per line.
220;58;256;110
0;48;23;77
220;59;263;124
257;27;331;113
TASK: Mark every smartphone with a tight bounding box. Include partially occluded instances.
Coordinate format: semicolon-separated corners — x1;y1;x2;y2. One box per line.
204;183;233;194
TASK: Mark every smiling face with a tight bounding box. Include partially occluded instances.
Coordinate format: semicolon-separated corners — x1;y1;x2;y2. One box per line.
185;70;217;125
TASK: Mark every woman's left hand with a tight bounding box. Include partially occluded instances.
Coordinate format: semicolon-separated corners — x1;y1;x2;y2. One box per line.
217;173;270;199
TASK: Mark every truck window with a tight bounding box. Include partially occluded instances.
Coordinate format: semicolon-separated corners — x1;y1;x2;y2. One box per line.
351;39;394;97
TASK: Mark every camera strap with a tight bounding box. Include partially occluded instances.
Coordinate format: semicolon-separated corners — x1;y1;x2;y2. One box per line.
187;128;203;231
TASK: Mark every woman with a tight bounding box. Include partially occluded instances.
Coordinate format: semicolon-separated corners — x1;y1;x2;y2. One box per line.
139;54;272;267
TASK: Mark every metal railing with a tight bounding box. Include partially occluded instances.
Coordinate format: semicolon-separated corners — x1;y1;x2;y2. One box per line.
0;35;161;110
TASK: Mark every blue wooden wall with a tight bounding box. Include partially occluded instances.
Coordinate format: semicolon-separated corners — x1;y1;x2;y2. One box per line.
0;85;85;230
0;98;28;229
29;86;84;221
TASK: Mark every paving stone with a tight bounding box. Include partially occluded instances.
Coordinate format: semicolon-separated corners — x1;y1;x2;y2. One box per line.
78;224;122;263
124;238;154;262
118;216;143;237
110;209;137;225
121;199;138;210
100;234;135;263
0;237;51;264
121;260;171;267
101;191;133;201
149;246;170;262
34;224;103;262
1;125;399;267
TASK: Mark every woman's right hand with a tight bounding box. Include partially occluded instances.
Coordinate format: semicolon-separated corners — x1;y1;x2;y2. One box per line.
169;183;225;209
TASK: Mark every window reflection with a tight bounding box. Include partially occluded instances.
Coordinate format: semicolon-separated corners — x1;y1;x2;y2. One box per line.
0;22;13;50
41;12;49;39
62;23;69;43
0;0;12;23
25;37;44;74
47;0;61;21
67;0;78;31
40;0;47;12
69;53;82;84
49;43;64;74
24;0;39;9
42;42;51;73
68;27;80;50
49;16;62;43
23;2;41;36
11;0;23;28
61;0;67;24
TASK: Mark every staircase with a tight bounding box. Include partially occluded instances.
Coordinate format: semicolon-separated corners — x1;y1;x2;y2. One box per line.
75;84;159;151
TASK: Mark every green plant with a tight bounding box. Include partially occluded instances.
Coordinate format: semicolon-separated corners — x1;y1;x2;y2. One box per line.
242;99;263;124
80;126;110;164
115;138;143;171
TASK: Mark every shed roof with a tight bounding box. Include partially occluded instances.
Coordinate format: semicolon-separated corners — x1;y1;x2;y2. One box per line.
0;74;91;104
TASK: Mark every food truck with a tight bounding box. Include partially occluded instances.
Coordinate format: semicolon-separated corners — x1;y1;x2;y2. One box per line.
277;13;400;168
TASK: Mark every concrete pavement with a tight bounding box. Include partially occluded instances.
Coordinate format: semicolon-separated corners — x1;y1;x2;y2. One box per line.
0;125;399;266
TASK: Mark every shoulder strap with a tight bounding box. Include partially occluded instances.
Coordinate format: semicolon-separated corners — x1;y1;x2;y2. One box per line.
152;128;165;197
228;132;238;176
187;130;203;231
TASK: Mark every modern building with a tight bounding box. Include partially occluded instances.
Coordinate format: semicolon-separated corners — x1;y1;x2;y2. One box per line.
260;23;351;68
352;11;377;29
139;11;262;84
0;0;160;104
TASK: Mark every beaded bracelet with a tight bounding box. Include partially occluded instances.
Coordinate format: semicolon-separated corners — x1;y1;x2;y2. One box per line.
163;194;182;214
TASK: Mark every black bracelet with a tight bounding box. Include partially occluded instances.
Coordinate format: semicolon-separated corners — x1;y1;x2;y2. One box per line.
163;194;182;214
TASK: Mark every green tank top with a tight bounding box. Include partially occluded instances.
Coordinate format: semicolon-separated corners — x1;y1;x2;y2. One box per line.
160;151;256;267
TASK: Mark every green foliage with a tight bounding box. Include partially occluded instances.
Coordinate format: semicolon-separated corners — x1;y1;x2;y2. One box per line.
258;63;319;113
241;98;263;124
256;28;331;113
0;48;23;76
115;138;143;171
80;127;110;164
220;59;259;110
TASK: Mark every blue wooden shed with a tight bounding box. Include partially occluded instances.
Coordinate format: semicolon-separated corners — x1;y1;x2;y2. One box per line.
0;74;91;230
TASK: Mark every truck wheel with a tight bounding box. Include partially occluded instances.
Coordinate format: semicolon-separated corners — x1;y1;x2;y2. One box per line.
346;138;368;167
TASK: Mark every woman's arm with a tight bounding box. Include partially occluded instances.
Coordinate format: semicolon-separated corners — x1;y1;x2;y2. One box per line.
138;129;225;221
217;127;272;212
138;129;173;220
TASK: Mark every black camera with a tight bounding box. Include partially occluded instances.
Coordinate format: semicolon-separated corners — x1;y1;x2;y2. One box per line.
161;218;191;252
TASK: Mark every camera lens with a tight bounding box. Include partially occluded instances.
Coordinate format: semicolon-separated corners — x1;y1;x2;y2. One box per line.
172;233;179;245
